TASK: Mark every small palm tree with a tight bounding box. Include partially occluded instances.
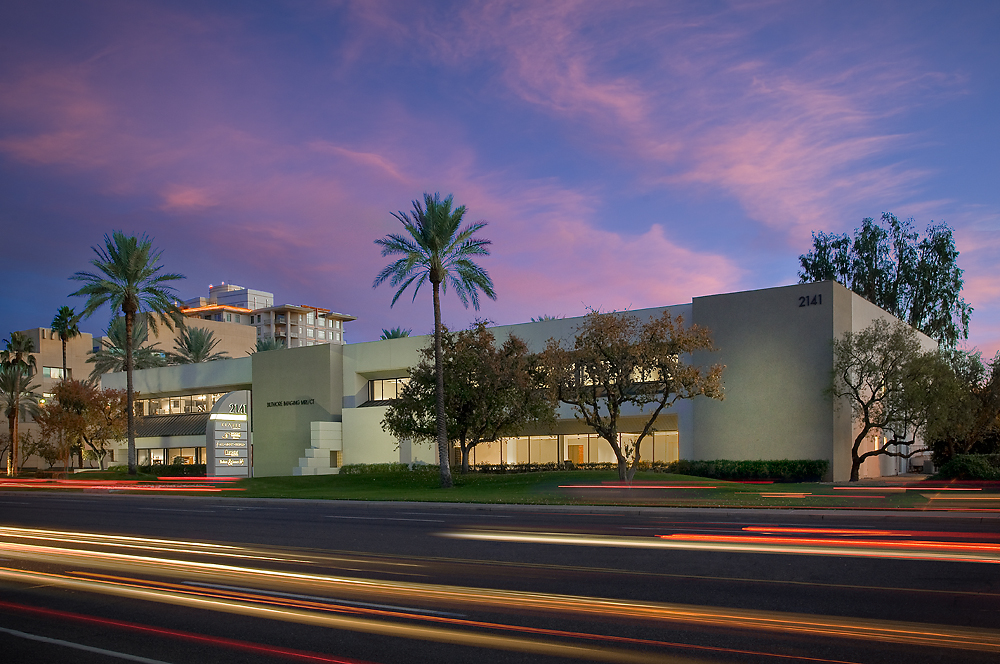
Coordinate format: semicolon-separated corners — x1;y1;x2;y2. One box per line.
169;327;230;364
70;231;184;475
374;192;495;488
1;365;40;476
88;317;167;379
1;331;38;377
51;306;81;376
248;337;285;354
380;327;412;340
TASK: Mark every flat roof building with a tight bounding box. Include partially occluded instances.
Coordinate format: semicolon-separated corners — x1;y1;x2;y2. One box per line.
103;281;936;482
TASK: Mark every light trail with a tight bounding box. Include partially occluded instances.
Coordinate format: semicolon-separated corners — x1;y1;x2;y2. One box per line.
0;600;375;663
2;527;1000;654
444;529;1000;564
0;567;702;664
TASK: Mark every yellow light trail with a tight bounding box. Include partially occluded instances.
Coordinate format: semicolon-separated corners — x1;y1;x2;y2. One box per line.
443;529;1000;564
1;529;1000;654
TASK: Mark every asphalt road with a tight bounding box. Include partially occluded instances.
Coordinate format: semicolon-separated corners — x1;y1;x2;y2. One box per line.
0;492;998;663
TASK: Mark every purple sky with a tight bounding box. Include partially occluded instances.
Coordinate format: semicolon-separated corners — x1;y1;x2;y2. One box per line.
2;1;998;356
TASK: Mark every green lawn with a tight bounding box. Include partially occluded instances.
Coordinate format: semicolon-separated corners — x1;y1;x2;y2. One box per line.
4;469;995;510
232;470;986;509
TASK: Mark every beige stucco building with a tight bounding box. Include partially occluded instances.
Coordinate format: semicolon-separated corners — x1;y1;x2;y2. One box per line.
100;281;936;482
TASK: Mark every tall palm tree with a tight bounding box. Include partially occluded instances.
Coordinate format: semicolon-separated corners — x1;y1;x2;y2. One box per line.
169;326;230;364
374;193;495;488
1;365;40;476
88;317;167;379
1;331;38;377
51;306;81;377
70;231;184;475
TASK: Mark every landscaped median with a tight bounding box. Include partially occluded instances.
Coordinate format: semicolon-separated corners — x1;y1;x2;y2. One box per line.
3;464;994;510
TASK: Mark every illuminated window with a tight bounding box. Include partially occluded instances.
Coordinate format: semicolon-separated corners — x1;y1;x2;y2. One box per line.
42;367;68;379
367;377;410;402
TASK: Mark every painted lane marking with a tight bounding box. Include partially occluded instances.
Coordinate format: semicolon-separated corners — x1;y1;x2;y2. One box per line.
0;625;173;663
324;516;444;523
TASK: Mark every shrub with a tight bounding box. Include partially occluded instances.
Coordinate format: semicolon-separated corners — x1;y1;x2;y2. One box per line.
668;459;829;482
340;463;437;476
935;454;1000;480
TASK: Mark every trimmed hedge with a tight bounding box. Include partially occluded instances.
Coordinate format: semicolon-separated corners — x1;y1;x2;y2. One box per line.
935;454;1000;481
340;463;438;476
669;459;829;482
108;464;207;477
340;459;829;482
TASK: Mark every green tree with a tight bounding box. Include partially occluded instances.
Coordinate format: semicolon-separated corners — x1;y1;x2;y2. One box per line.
374;193;496;488
830;319;952;481
924;350;1000;465
51;306;81;376
1;331;38;377
382;323;555;473
88;317;167;379
799;213;972;348
169;326;230;364
542;310;724;482
70;231;184;475
0;364;40;476
36;380;127;471
380;327;412;340
249;337;285;354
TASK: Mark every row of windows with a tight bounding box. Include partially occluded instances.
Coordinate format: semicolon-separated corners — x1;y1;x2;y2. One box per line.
459;432;680;466
134;392;229;417
252;313;341;328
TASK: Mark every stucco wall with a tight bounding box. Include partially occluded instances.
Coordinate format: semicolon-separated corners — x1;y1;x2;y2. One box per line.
251;344;343;477
102;357;252;397
691;282;838;471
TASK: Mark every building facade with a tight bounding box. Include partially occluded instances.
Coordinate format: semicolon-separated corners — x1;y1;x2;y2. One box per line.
102;281;937;482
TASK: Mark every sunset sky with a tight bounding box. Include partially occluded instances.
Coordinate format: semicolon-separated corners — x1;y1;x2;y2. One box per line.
2;1;998;356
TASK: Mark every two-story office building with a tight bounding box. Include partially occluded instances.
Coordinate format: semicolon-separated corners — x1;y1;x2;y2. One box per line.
102;281;936;482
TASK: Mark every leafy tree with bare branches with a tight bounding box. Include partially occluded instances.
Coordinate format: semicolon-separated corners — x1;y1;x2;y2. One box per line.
542;310;724;481
831;319;953;481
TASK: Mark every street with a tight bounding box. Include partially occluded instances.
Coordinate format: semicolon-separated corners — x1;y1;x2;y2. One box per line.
1;493;998;663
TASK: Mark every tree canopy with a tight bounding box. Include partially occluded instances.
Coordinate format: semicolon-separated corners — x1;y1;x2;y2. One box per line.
51;306;81;374
87;317;167;379
380;327;412;340
169;326;230;364
799;213;971;347
382;323;554;473
541;310;724;481
36;380;127;471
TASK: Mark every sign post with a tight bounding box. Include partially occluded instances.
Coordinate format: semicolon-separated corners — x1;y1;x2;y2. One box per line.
206;390;251;478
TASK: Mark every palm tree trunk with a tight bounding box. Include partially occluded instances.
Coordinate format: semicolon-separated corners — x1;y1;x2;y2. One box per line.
125;312;137;475
62;338;68;376
433;281;452;488
6;412;14;477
